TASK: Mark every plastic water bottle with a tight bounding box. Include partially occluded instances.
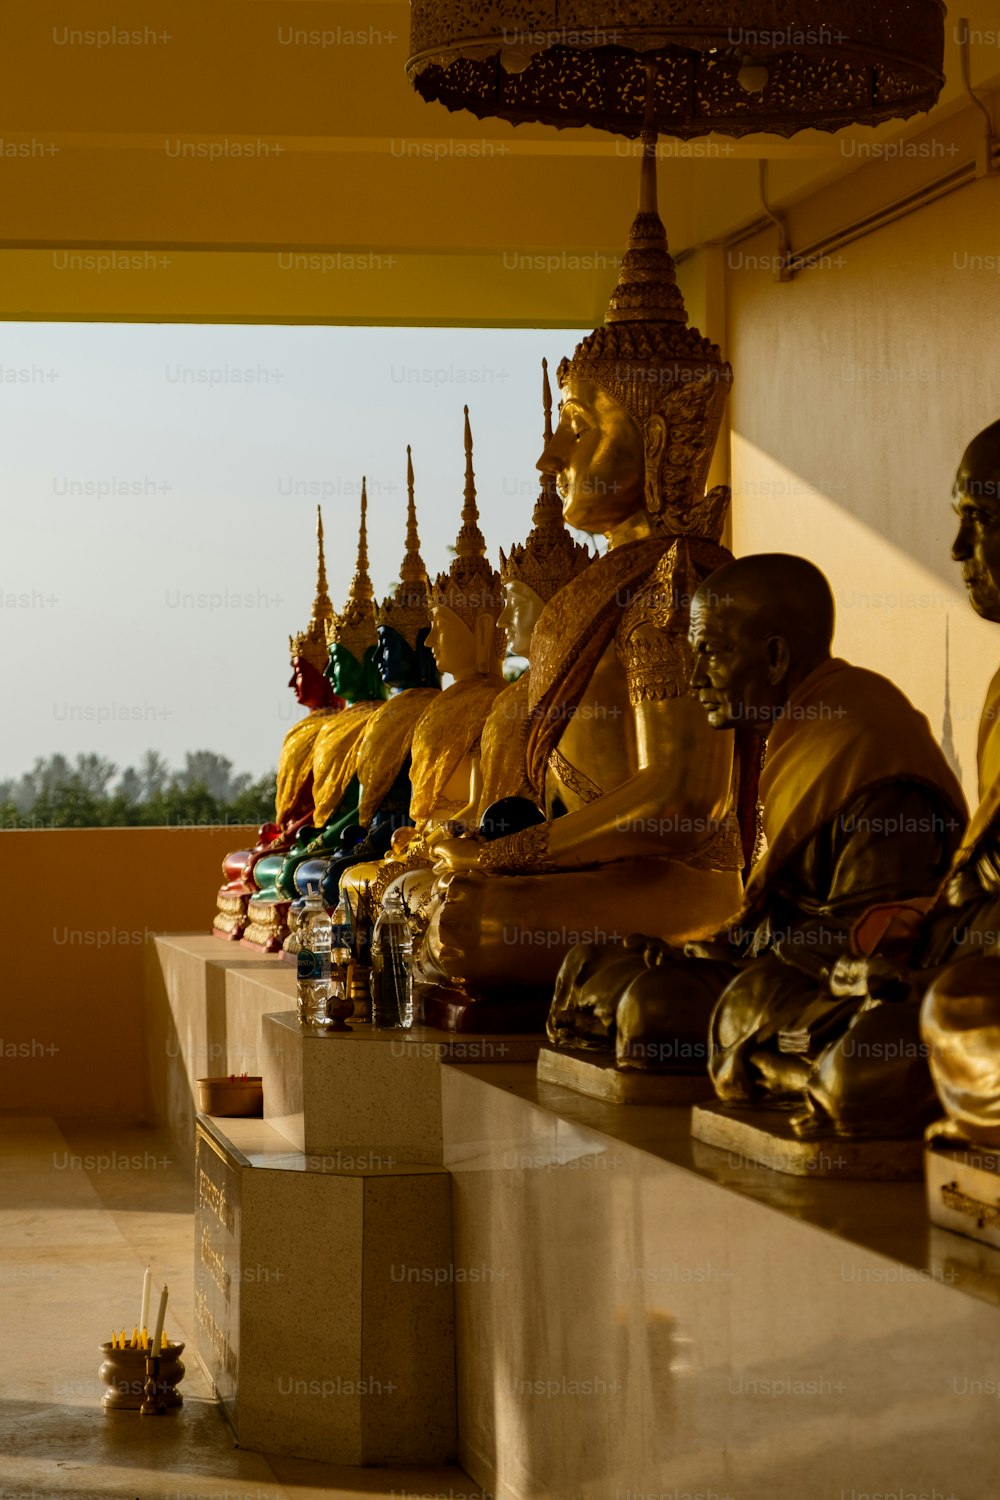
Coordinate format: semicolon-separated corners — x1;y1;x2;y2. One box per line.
370;884;414;1029
296;886;333;1029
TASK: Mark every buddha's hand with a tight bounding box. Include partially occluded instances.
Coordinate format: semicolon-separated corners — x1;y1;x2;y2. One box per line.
623;933;686;969
424;820;471;855
433;835;484;876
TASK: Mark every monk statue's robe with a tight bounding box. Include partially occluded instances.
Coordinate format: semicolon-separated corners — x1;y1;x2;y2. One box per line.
551;659;966;1114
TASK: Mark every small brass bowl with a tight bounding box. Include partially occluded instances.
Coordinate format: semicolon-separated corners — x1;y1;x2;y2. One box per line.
196;1076;263;1116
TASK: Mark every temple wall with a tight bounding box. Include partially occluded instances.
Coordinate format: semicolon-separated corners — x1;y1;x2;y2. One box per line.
0;826;255;1119
706;169;1000;805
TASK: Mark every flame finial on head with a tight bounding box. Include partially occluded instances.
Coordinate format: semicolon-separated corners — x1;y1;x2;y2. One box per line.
289;504;335;673
377;446;433;649
431;406;502;635
327;479;379;663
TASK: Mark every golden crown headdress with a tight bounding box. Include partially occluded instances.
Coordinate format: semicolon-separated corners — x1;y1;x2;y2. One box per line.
431;406;502;633
559;76;731;539
376;446;432;650
500;359;593;604
289;505;335;674
327;478;379;664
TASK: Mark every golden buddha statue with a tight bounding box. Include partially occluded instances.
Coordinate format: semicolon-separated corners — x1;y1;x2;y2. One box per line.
472;358;593;823
339;407;506;939
243;483;387;951
422;138;746;1008
211;506;341;941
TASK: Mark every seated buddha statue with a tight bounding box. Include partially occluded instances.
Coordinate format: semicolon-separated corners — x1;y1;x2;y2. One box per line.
242;483;387;951
411;361;593;1016
283;446;442;916
546;553;966;1122
339;407;507;941
212;506;341;940
421;140;748;1004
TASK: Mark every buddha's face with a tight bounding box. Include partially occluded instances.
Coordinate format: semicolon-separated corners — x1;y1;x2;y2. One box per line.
427;603;477;678
498;580;544;658
288;656;328;710
325;642;366;702
537;373;646;534
375;625;415;689
689;591;787;733
953;447;1000;623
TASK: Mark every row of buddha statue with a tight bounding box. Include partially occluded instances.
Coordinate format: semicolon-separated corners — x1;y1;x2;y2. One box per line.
210;133;1000;1179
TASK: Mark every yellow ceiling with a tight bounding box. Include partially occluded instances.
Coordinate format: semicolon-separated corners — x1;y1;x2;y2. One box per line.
2;0;998;323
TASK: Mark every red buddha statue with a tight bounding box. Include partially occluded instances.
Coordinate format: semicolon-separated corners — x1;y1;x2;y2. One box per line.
212;507;343;940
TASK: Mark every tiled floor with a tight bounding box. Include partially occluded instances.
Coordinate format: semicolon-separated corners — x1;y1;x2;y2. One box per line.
0;1115;486;1500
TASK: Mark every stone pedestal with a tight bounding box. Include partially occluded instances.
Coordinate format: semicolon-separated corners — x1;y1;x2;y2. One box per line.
262;1010;542;1166
690;1102;924;1179
926;1126;1000;1250
195;1115;456;1465
536;1044;714;1105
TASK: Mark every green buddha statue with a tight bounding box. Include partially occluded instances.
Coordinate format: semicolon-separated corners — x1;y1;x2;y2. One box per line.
243;482;387;951
212;506;341;941
339;407;507;938
421;139;747;1006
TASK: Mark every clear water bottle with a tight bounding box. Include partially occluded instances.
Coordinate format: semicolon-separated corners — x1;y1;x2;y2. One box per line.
370;884;414;1029
296;886;333;1029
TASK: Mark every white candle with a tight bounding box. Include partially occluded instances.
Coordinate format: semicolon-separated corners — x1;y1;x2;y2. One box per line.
140;1265;151;1335
151;1284;168;1356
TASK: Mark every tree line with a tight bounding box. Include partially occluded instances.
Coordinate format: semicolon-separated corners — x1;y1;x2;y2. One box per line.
0;751;275;829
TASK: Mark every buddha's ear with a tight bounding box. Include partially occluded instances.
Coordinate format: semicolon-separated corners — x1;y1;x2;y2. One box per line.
766;635;792;684
643;413;669;514
472;609;500;673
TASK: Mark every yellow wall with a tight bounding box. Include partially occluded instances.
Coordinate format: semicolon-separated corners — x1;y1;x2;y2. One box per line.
0;827;256;1119
714;170;1000;803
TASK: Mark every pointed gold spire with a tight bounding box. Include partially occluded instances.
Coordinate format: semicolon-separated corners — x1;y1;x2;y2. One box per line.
289;504;336;674
327;479;379;663
500;361;592;604
432;406;502;634
377;446;433;649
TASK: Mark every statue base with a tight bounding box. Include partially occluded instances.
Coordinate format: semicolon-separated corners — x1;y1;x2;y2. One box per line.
690;1102;924;1179
536;1046;713;1105
416;984;548;1036
925;1124;1000;1250
212;890;249;941
242;899;290;954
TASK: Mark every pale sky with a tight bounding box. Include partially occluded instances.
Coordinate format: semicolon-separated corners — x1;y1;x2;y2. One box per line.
0;322;588;783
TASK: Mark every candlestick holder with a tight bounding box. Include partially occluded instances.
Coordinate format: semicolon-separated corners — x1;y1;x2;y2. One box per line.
140;1352;167;1415
99;1341;185;1411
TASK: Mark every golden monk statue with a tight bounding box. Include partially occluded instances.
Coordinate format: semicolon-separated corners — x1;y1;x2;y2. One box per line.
422;141;747;1012
338;408;507;938
212;507;341;941
905;419;1000;1148
550;553;965;1137
243;484;387;951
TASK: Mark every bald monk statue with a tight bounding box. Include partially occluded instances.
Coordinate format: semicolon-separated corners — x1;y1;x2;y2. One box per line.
548;553;967;1128
898;418;1000;1147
